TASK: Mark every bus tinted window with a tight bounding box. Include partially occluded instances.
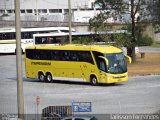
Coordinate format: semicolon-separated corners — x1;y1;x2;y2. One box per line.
35;37;48;44
92;51;103;60
0;33;15;40
0;33;2;40
26;49;94;64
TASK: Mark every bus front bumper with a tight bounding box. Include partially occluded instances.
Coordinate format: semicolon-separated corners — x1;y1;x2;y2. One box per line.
105;73;128;84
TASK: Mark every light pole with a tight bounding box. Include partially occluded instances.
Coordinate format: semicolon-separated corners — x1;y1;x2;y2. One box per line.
15;0;24;119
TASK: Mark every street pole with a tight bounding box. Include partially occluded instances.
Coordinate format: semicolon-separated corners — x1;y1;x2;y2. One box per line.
15;0;24;119
68;0;72;44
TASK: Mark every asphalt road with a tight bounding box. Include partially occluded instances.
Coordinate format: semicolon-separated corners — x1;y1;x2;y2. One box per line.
139;47;160;53
0;55;160;117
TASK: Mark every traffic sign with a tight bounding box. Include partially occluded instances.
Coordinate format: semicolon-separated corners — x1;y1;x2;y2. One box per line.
72;102;92;112
36;96;40;105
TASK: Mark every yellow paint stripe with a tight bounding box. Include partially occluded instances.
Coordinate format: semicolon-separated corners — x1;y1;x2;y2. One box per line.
0;40;16;44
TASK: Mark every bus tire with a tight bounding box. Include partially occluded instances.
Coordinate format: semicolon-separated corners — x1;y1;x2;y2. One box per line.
90;75;98;86
38;72;45;82
46;73;53;83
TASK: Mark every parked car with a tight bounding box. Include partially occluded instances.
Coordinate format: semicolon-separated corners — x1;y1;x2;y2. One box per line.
61;116;97;120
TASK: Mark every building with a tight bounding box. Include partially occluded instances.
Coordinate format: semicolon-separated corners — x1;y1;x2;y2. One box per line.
0;0;96;21
0;0;157;24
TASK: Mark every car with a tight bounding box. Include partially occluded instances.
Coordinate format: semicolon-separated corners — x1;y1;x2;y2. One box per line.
61;116;98;120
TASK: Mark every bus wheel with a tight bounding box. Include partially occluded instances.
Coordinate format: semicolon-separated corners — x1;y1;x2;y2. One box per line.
90;75;98;86
38;72;45;82
46;73;52;83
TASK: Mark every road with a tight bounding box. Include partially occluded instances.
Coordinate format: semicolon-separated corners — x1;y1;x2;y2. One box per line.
0;55;160;117
139;47;160;53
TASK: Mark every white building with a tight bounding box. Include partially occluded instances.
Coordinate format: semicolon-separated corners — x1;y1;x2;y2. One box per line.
0;0;96;21
0;0;131;23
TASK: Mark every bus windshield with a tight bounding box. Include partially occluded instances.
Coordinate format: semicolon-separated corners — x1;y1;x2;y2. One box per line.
105;53;127;74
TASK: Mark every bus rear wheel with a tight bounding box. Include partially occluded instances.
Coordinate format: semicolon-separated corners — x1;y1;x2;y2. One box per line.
90;75;98;86
38;72;45;82
46;73;53;83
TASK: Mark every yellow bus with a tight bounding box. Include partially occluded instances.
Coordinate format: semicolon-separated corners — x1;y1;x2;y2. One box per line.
25;44;131;85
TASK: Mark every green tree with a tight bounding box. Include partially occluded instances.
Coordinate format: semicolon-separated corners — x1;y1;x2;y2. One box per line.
151;0;160;33
89;0;157;62
72;37;94;45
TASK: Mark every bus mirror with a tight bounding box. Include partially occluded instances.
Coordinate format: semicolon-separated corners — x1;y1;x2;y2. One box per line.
98;56;109;65
125;55;132;63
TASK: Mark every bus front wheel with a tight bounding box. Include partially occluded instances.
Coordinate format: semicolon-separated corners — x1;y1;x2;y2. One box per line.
90;75;98;86
46;73;53;83
38;72;45;82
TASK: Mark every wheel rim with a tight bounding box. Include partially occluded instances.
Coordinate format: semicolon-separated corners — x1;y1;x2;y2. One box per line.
47;74;52;82
39;74;44;81
91;77;97;85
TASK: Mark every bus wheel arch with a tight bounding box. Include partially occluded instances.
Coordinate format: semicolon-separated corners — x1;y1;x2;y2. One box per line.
90;74;98;86
38;72;45;82
46;72;53;83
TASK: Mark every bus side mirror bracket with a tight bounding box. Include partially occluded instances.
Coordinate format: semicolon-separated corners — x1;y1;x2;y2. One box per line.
98;56;109;65
125;55;132;63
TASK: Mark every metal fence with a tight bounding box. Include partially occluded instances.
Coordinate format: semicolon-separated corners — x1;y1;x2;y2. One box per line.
42;106;72;120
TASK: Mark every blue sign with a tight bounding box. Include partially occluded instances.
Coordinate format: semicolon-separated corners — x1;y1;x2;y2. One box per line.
72;102;92;112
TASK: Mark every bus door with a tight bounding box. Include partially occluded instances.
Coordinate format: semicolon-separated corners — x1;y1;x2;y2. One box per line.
97;57;108;83
79;51;95;82
80;64;88;81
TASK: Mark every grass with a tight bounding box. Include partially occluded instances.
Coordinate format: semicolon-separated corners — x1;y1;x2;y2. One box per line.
128;52;160;76
151;41;160;48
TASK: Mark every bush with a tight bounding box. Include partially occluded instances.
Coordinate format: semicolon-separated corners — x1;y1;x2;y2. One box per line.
72;37;94;45
138;36;153;46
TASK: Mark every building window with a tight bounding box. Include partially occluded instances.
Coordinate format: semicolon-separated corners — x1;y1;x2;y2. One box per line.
0;9;5;14
41;9;47;13
64;9;69;13
49;9;62;13
26;9;32;13
38;9;47;13
21;9;25;13
7;10;12;13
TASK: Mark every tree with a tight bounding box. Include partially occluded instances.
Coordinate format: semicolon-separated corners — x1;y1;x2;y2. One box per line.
130;0;141;62
150;0;160;33
89;0;157;62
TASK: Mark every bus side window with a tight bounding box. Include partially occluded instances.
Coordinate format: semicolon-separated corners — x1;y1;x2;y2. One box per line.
23;32;29;39
51;50;56;60
0;33;3;40
85;52;94;64
34;50;41;59
2;33;7;40
49;37;54;44
51;50;62;60
92;51;104;65
26;49;36;59
42;37;47;44
35;37;40;44
97;58;106;72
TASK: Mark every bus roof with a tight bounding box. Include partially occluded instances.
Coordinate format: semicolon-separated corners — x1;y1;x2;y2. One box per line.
33;31;95;37
0;27;75;33
33;32;69;37
26;44;122;54
32;30;128;37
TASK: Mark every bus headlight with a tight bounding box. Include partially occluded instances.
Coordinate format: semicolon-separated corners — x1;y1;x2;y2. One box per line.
107;75;127;79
